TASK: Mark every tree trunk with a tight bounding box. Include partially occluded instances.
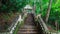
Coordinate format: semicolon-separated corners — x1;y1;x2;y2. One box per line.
45;0;52;23
40;0;43;12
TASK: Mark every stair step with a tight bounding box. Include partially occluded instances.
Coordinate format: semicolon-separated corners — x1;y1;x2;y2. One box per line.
19;29;38;31
20;27;36;29
17;31;38;34
20;25;37;29
18;29;38;32
22;25;35;27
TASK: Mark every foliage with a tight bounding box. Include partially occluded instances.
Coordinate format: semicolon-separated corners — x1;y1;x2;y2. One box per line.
0;0;60;30
40;0;60;29
13;21;24;34
0;0;27;13
27;0;60;29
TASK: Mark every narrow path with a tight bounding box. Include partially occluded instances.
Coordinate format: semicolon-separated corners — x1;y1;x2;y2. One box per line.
17;13;41;34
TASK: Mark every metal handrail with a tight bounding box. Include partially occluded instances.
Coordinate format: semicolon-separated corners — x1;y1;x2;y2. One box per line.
37;15;59;34
0;15;20;34
37;15;50;34
7;15;19;32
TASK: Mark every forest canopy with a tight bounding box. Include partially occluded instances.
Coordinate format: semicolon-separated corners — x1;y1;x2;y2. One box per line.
0;0;60;26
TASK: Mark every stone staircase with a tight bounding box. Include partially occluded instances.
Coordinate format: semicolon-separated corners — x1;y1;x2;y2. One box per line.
17;13;40;34
17;25;39;34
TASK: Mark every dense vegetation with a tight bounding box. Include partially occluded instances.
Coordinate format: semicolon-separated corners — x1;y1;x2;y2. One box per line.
27;0;60;30
0;0;60;31
0;0;27;31
0;0;28;13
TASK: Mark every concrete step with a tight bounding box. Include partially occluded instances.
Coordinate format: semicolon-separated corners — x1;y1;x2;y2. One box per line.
18;29;38;32
19;29;38;31
17;31;39;34
20;25;37;29
17;25;39;34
